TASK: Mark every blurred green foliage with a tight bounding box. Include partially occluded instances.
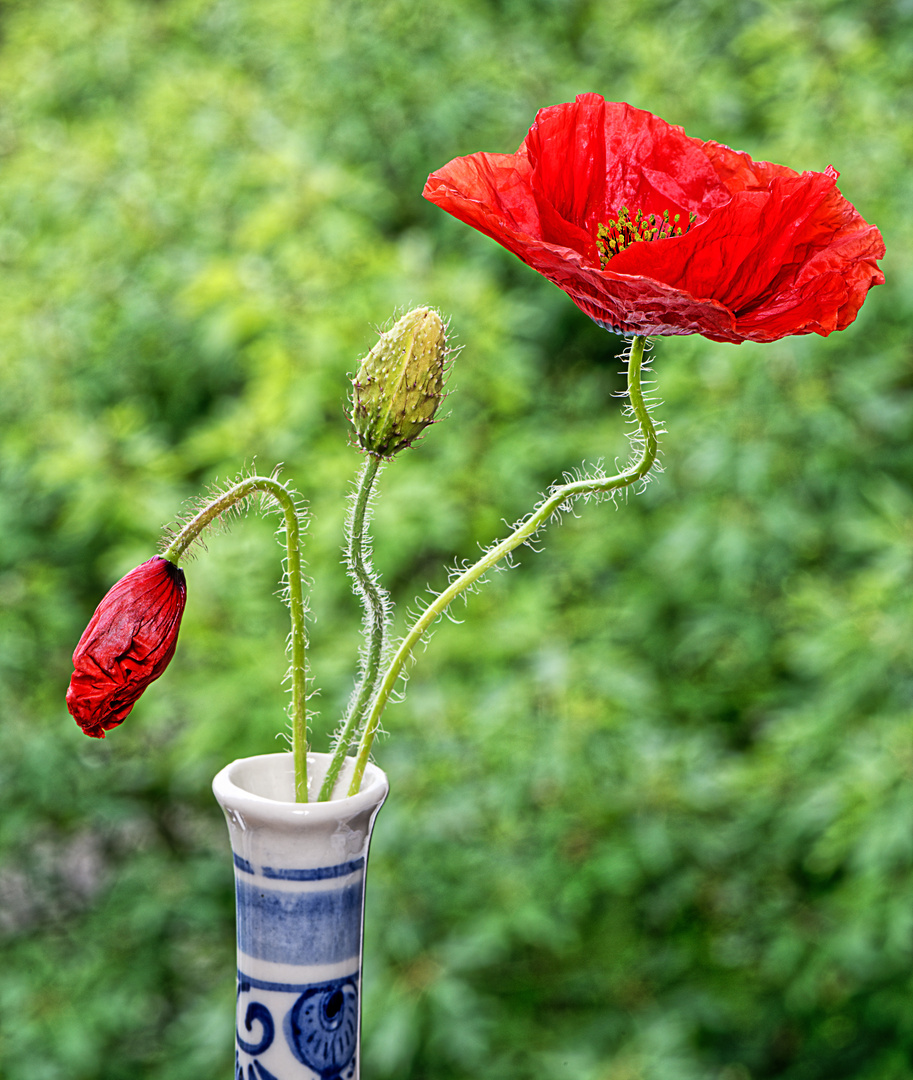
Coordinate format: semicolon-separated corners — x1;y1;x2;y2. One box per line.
0;0;910;1077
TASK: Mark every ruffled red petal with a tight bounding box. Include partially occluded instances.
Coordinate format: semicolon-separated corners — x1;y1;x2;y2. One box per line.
423;95;884;343
67;556;186;737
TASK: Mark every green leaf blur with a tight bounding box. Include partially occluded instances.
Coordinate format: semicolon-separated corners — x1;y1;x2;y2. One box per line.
0;1;909;1077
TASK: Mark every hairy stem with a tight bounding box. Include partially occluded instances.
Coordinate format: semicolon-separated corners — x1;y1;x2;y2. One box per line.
319;455;390;801
161;476;310;801
347;335;657;795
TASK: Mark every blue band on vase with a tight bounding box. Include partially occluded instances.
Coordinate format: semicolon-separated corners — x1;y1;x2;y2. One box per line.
235;879;364;964
233;853;366;881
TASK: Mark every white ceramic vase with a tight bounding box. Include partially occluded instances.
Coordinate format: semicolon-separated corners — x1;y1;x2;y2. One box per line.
213;752;389;1080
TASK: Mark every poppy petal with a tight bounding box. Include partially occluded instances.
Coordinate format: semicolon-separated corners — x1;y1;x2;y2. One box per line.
424;95;884;343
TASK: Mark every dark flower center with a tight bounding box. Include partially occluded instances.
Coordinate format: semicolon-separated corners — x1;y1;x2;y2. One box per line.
597;208;697;268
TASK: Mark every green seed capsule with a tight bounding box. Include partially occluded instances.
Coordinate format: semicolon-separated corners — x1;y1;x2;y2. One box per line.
350;307;448;457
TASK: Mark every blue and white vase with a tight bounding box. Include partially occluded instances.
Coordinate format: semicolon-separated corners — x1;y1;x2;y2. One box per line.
213;752;388;1080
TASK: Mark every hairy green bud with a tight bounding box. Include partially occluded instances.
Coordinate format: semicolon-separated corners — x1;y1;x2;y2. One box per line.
351;307;447;457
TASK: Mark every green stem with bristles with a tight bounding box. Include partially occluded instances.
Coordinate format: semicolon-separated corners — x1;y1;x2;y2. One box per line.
162;476;310;801
319;455;390;801
346;335;657;796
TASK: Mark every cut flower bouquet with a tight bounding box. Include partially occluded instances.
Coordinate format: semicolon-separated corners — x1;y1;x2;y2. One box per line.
65;97;884;1078
68;96;884;801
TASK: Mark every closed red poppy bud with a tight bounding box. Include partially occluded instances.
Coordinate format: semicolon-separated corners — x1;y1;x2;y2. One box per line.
67;556;187;738
424;94;885;344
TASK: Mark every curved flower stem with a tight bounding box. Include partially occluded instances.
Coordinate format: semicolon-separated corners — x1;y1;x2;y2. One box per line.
346;335;657;796
319;455;390;801
161;476;310;801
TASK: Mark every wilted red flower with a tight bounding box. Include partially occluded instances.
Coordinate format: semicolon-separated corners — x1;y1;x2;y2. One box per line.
67;556;187;738
423;95;885;343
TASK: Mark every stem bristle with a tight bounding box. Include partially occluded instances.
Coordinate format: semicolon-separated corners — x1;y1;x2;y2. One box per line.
160;467;311;800
344;335;661;795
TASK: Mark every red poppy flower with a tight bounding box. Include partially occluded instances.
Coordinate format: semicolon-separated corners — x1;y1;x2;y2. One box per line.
423;94;885;343
67;556;187;738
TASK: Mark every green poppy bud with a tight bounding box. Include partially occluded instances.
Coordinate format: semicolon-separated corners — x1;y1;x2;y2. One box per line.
351;307;448;457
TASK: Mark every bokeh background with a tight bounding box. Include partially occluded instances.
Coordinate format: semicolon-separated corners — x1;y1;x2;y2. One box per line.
0;1;910;1077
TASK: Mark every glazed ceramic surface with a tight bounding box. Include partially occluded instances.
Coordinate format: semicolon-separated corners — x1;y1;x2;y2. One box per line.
213;752;388;1080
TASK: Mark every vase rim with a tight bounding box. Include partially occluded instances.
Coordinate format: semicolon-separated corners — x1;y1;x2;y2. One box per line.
212;750;388;823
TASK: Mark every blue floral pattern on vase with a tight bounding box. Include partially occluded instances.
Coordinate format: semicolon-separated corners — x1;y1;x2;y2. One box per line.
285;979;358;1078
237;1053;282;1080
232;852;364;1077
215;753;389;1080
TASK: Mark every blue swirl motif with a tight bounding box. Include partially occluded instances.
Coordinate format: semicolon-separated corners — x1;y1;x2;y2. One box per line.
236;991;275;1056
284;979;359;1079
